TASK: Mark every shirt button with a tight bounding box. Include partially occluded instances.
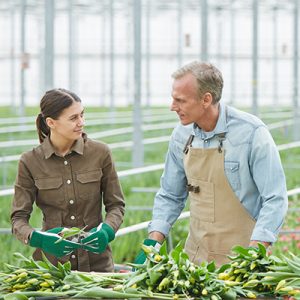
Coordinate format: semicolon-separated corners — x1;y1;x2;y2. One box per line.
70;215;75;220
67;179;71;184
69;199;74;204
64;160;68;165
71;254;76;259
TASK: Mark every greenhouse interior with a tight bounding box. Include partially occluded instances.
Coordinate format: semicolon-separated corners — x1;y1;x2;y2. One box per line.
0;0;300;299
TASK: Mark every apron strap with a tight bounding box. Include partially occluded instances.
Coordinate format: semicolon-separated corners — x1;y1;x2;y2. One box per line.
217;133;226;153
183;134;195;154
183;104;228;154
183;132;226;154
217;106;228;152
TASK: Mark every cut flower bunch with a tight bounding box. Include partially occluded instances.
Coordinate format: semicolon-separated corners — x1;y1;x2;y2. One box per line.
0;243;300;300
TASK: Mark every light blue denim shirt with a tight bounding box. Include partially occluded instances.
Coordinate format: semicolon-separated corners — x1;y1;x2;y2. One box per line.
148;102;288;243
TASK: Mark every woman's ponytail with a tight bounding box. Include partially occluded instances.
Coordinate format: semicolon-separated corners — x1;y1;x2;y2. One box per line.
36;113;49;143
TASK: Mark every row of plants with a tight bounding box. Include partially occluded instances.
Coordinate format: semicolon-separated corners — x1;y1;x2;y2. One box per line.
0;243;300;300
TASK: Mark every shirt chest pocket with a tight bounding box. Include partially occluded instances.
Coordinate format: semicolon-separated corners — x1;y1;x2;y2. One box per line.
75;169;102;198
224;161;241;191
35;177;64;205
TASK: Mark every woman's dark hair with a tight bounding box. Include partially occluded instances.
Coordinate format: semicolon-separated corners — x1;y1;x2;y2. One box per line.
36;88;82;143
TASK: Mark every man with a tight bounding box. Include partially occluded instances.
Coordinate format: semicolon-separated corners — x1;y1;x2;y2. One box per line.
135;61;288;266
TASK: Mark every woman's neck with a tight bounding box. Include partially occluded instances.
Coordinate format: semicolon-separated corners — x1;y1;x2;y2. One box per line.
49;135;74;157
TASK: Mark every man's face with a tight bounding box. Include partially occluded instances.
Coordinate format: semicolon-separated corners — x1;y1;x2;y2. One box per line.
170;73;205;126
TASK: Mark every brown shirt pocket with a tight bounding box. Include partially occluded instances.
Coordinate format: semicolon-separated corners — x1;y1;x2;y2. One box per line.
34;177;64;205
75;169;102;198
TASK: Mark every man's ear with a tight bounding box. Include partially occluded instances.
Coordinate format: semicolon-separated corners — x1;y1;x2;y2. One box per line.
202;92;213;107
45;117;55;129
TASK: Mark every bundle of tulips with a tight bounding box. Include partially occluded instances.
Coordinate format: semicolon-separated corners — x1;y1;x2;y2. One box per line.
0;242;299;300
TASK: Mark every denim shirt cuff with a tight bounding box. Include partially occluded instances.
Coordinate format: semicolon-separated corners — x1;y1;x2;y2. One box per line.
148;219;171;237
251;227;277;243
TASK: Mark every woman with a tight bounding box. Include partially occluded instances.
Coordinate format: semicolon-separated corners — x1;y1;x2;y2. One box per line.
11;88;125;272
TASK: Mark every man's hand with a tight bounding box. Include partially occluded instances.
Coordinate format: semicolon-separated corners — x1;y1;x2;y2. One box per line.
134;239;161;265
29;228;81;257
81;223;115;254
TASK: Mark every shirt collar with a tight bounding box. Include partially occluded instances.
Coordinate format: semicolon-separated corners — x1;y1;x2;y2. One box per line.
192;102;228;139
42;136;84;159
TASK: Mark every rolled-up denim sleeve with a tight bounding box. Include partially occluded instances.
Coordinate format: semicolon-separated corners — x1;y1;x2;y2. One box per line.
148;135;188;237
249;126;288;242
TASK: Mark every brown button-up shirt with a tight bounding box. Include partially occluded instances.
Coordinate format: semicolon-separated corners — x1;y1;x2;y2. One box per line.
11;134;125;272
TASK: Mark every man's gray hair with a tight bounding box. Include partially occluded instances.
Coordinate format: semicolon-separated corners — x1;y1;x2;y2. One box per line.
172;61;224;104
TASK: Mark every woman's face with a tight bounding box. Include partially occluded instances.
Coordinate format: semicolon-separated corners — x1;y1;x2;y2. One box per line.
47;101;85;142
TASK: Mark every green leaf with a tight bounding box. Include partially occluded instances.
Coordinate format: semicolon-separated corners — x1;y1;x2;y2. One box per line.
231;245;251;257
57;261;65;276
180;252;189;261
124;271;148;288
170;242;184;264
207;260;216;272
74;287;142;299
41;252;58;271
221;288;237;300
4;263;18;271
269;254;284;264
12;253;31;264
257;243;267;257
126;262;146;270
217;263;231;273
174;242;183;253
55;226;87;243
34;260;50;270
4;293;28;300
148;270;163;285
257;257;271;265
159;241;168;256
63;261;72;273
3;292;69;300
281;255;300;274
63;272;93;284
170;248;180;264
289;252;300;265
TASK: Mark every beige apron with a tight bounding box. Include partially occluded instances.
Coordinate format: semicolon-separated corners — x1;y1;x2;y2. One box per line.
183;133;255;266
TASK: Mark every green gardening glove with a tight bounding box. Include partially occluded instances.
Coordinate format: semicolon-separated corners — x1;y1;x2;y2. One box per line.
134;239;161;265
47;227;64;234
81;223;115;254
29;228;82;258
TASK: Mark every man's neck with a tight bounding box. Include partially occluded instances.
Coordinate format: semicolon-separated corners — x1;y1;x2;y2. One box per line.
196;103;220;132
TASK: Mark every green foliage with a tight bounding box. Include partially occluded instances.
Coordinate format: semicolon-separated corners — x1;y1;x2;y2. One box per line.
1;244;300;300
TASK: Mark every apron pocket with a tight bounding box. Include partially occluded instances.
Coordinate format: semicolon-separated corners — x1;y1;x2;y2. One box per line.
207;250;229;266
188;178;215;223
185;238;210;265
